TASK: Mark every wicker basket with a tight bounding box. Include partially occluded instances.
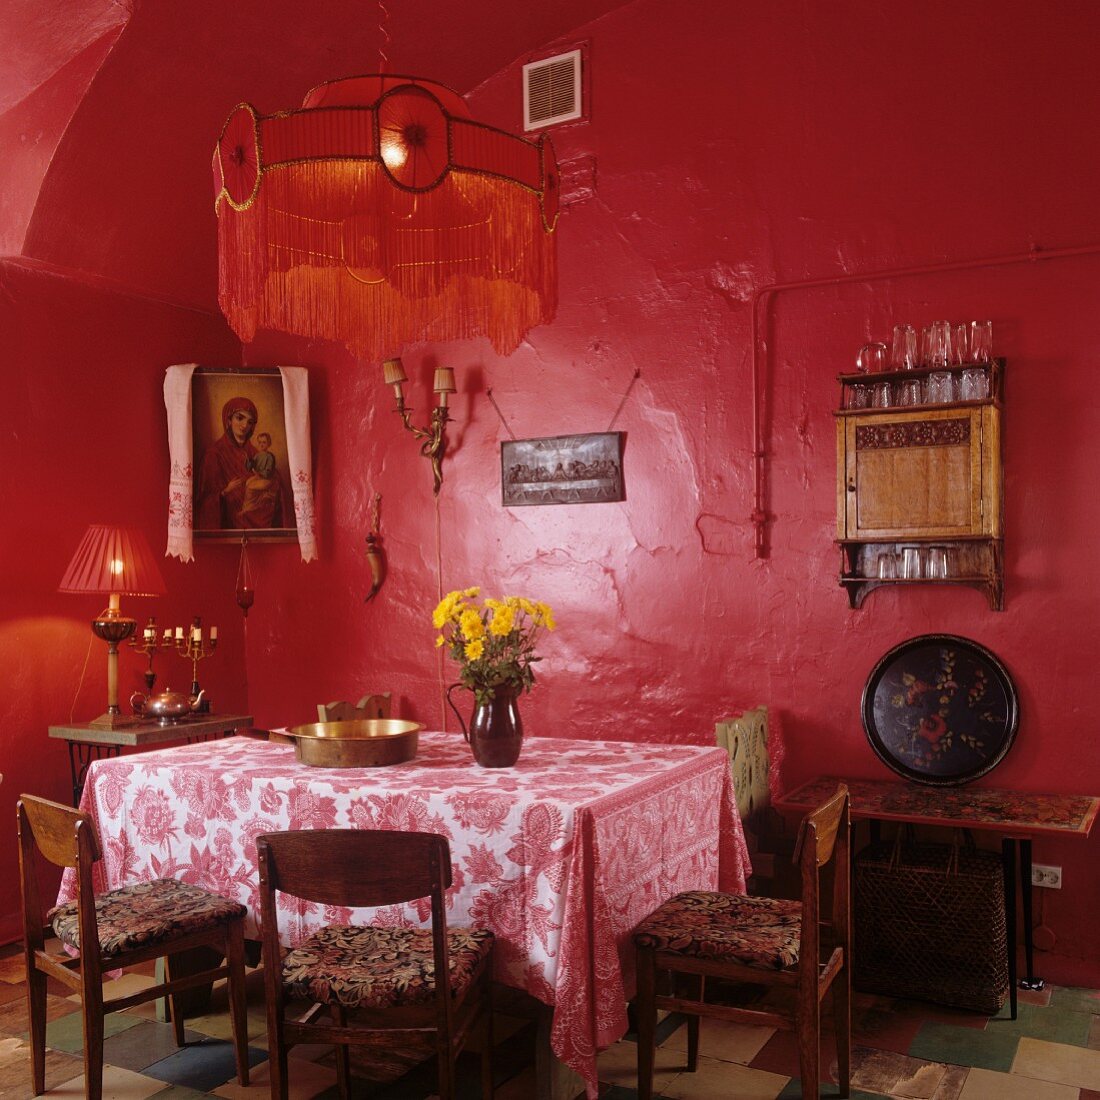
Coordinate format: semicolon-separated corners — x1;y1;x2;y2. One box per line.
853;838;1008;1013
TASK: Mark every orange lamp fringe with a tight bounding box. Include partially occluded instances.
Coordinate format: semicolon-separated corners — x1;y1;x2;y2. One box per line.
213;74;559;360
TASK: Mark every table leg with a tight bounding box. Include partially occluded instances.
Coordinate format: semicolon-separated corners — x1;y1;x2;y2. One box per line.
1018;839;1045;991
67;742;121;806
1001;838;1017;1020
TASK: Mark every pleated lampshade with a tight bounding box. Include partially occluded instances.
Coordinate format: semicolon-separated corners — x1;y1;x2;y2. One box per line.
59;526;166;598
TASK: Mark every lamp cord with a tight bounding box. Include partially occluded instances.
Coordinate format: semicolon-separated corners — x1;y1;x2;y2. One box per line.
435;491;448;731
377;0;390;72
69;633;95;723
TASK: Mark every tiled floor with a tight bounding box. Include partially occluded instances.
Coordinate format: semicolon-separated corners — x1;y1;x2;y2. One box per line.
4;941;1100;1099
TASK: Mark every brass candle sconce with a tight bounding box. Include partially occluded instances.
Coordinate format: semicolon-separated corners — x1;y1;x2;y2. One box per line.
382;357;456;495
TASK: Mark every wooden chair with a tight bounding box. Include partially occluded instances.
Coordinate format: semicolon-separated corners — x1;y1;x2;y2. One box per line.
317;691;392;722
633;785;850;1100
257;829;494;1100
17;794;250;1100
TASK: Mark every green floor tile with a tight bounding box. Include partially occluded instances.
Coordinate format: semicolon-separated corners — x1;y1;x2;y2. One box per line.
1050;986;1100;1016
988;1002;1093;1046
908;1020;1019;1072
102;1019;205;1072
36;1009;142;1053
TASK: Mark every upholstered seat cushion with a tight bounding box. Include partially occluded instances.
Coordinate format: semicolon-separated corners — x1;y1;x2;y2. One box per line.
282;925;494;1009
633;891;802;970
48;878;246;959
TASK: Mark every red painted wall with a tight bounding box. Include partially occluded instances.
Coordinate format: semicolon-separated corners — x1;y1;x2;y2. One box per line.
241;0;1100;973
0;260;245;940
4;0;1100;978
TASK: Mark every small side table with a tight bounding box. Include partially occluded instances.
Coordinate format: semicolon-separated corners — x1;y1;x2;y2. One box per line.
49;714;254;806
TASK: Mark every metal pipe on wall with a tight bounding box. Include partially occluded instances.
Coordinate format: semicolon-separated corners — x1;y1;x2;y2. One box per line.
748;242;1100;558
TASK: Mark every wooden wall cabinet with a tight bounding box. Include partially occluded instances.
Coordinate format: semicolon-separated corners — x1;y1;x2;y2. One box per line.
835;360;1004;610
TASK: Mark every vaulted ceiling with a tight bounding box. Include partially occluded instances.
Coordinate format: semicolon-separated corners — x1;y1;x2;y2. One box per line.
1;0;627;307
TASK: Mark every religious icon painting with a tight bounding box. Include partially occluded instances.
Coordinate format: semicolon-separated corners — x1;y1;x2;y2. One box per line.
191;367;300;541
501;432;625;507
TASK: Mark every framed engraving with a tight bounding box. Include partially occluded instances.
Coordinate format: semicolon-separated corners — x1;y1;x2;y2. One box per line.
502;432;625;507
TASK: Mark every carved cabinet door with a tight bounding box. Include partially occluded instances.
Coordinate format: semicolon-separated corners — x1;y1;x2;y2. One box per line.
837;406;1001;541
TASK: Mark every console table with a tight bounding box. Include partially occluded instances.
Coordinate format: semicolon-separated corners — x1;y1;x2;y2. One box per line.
777;775;1100;1020
49;713;253;806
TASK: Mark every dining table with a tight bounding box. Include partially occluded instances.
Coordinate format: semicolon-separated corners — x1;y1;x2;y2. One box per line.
59;730;749;1098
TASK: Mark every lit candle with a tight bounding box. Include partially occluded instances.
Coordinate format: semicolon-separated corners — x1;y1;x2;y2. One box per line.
176;626;184;640
210;626;218;642
192;626;202;642
144;626;154;641
163;627;171;641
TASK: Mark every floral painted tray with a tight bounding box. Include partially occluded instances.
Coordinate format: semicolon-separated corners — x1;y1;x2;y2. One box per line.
861;634;1019;785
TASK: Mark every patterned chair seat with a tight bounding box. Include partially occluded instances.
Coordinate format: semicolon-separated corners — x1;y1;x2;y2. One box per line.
282;925;494;1009
633;890;802;970
49;878;247;959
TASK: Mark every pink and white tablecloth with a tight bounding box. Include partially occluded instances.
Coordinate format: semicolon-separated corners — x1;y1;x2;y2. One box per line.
60;732;748;1096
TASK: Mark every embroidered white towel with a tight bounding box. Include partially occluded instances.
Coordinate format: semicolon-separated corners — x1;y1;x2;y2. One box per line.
164;364;317;563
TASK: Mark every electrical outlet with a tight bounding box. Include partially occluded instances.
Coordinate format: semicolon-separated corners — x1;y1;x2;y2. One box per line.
1032;864;1062;889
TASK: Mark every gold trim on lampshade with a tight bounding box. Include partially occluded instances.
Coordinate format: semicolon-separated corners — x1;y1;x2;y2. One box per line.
58;526;166;598
382;358;408;386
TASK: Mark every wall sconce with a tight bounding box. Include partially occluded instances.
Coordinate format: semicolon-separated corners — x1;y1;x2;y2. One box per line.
382;357;456;495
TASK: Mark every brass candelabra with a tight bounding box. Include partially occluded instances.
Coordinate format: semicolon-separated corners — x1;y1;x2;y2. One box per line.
382;357;456;495
127;617;167;691
174;617;218;702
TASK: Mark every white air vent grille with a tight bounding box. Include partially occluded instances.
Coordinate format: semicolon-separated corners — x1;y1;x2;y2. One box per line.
523;48;583;131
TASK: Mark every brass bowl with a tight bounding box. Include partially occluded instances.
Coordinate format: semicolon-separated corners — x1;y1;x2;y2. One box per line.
284;719;422;768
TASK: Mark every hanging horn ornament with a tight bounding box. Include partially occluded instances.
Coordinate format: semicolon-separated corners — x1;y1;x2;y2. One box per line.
364;493;386;603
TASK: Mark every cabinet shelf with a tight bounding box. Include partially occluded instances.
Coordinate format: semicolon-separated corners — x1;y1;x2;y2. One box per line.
835;363;1005;612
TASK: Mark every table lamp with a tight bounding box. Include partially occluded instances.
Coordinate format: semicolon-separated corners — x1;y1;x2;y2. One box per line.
59;525;166;727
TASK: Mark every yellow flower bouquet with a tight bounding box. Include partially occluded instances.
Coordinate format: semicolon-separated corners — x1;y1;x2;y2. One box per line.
433;588;555;706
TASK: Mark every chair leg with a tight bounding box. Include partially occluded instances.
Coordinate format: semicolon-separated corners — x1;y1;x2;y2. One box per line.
81;982;106;1100
26;965;48;1095
635;949;657;1100
834;963;851;1098
436;1028;457;1100
165;953;186;1047
226;920;250;1086
798;998;820;1100
481;989;495;1098
333;1004;351;1100
686;973;702;1071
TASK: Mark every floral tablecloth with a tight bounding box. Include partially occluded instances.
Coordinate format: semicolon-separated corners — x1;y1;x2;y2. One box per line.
60;732;748;1096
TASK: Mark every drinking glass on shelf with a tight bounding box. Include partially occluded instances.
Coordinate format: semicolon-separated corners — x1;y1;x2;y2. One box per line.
927;320;951;369
871;381;894;408
898;378;923;406
970;320;993;364
926;546;950;579
877;552;897;579
960;367;990;401
856;342;888;374
952;323;969;366
901;547;923;579
890;324;918;370
846;384;870;409
927;371;953;404
920;325;933;367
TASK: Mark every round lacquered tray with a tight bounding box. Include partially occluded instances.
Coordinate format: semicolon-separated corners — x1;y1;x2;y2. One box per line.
861;634;1018;786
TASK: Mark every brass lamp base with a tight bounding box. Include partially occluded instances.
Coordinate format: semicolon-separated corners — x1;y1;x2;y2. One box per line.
90;610;136;726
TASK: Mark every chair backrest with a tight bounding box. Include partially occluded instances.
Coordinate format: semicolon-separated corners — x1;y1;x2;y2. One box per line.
257;829;454;1009
792;785;850;977
257;829;450;910
17;794;102;956
317;692;392;723
715;706;770;826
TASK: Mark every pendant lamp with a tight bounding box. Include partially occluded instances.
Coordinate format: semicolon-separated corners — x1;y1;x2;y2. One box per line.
213;74;560;360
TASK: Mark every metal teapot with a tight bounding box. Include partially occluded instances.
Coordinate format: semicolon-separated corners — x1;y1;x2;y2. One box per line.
130;688;205;724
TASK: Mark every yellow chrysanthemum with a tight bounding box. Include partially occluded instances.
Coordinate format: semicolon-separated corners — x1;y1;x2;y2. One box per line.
464;638;484;661
459;608;485;639
432;591;464;628
463;586;481;598
489;605;515;636
536;601;556;630
435;635;446;648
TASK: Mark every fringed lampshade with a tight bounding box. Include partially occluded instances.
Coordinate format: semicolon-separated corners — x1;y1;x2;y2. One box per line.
213;74;560;360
